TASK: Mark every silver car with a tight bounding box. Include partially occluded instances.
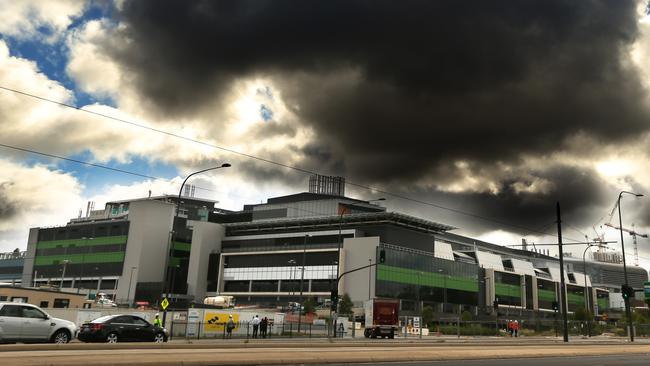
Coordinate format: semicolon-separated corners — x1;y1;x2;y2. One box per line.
0;302;77;344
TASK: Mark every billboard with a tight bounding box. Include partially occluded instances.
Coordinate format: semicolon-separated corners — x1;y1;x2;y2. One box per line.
203;312;240;333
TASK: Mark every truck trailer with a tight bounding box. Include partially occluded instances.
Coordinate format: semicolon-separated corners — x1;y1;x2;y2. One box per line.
364;298;399;338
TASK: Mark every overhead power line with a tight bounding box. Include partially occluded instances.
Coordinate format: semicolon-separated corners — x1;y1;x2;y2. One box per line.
0;142;218;194
0;85;582;241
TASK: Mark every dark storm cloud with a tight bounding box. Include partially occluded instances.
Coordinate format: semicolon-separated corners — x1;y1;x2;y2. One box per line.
401;165;612;237
0;182;17;220
114;0;646;179
111;0;649;231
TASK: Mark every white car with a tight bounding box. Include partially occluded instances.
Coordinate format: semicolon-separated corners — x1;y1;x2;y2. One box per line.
0;302;77;344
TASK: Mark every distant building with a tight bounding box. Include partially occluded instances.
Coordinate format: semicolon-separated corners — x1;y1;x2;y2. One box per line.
0;250;25;285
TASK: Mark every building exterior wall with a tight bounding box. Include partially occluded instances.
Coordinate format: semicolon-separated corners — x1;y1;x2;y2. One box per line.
116;199;174;304
341;237;379;304
21;227;39;286
186;220;225;302
0;286;86;309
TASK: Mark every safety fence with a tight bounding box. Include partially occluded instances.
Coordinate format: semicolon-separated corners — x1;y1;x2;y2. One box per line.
168;320;334;340
425;318;650;338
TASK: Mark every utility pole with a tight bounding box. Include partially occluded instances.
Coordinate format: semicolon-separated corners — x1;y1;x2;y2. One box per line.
556;202;569;342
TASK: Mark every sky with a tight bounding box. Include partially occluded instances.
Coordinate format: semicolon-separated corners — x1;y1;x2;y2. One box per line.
2;0;650;271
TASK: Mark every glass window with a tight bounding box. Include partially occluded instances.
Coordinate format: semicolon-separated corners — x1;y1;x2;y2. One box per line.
111;316;133;324
0;305;22;317
39;301;49;308
131;317;148;326
21;306;46;319
53;298;70;308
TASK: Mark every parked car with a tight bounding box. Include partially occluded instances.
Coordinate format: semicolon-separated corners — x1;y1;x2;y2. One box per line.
78;314;168;343
0;302;77;344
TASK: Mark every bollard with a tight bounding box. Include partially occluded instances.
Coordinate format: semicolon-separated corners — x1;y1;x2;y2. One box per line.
222;322;226;339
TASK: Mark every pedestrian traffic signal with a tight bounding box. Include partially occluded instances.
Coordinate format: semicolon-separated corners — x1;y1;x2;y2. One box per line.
552;301;559;312
379;249;386;263
622;284;634;300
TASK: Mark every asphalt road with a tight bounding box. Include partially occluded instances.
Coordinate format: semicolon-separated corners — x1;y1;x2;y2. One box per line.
325;354;650;366
2;342;650;365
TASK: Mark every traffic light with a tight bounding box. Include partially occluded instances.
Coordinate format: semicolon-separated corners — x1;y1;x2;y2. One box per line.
552;301;559;312
330;289;339;310
379;249;386;264
622;284;634;301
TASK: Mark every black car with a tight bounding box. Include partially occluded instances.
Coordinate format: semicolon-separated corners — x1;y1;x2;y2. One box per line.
78;315;168;343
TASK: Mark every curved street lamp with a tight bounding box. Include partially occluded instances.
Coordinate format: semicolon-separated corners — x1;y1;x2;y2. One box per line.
617;190;643;342
162;163;231;325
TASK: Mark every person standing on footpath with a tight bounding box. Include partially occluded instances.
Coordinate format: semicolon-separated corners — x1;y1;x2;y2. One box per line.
252;315;261;338
260;317;268;338
226;315;235;338
513;320;519;337
507;320;513;337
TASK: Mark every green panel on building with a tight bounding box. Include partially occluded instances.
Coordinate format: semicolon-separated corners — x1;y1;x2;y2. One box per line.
377;264;479;292
34;252;126;265
495;283;521;297
36;235;128;249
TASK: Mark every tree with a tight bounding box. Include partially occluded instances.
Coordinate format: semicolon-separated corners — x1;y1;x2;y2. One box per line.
461;310;472;322
303;297;316;314
338;293;353;316
574;307;592;321
422;305;434;328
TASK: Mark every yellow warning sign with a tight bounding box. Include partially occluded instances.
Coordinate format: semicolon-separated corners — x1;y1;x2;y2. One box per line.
161;298;169;310
203;312;239;332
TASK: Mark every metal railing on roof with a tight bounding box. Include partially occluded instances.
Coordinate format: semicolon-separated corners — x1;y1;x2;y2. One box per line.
0;251;26;260
379;243;435;258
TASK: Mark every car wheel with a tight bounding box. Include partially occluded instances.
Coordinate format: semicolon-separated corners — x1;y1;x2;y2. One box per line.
154;333;165;343
52;330;70;344
106;332;119;343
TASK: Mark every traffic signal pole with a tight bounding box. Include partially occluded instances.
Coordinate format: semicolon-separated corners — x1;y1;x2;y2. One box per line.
556;202;569;342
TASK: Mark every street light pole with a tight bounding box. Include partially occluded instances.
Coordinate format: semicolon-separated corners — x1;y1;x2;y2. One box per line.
78;237;93;294
438;269;447;313
617;190;643;342
59;260;69;289
298;234;309;333
368;258;372;300
162;163;230;326
127;266;137;308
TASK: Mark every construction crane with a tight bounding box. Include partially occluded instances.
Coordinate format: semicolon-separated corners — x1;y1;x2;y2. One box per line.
603;222;647;266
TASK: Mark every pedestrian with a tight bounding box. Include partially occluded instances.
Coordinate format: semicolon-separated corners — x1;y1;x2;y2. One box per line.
513;320;519;337
226;314;235;338
252;315;261;338
153;313;162;328
260;317;268;338
507;320;513;337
